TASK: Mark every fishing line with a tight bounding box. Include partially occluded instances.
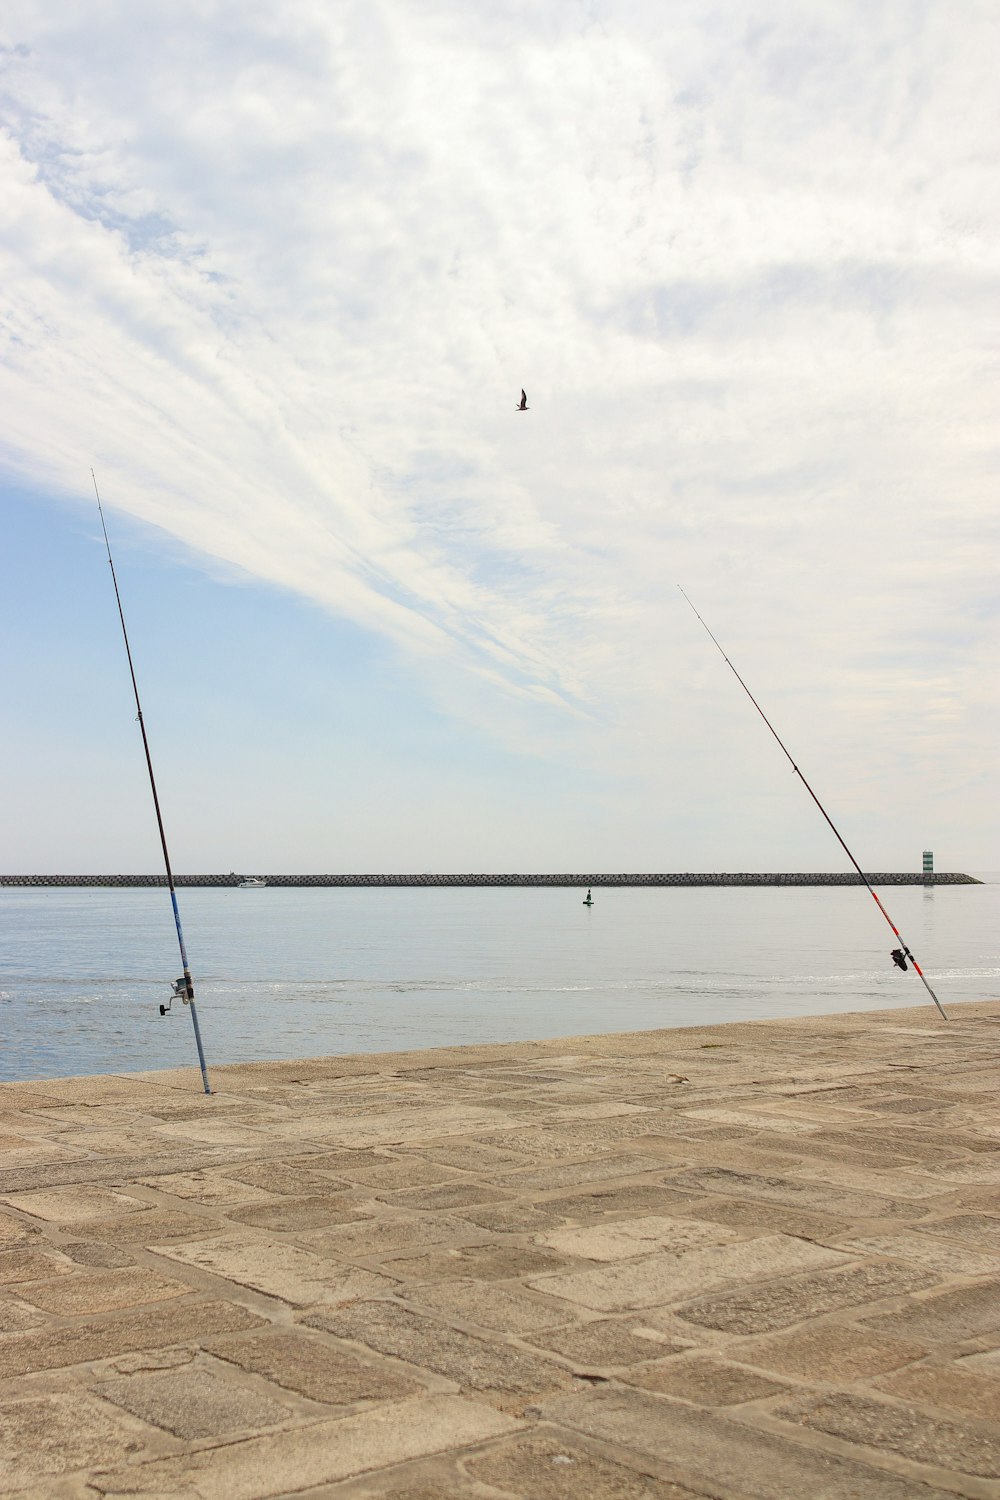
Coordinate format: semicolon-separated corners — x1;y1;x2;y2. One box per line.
679;586;947;1021
92;471;213;1090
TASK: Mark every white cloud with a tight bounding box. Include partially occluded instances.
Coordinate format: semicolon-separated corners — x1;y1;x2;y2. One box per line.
1;0;998;863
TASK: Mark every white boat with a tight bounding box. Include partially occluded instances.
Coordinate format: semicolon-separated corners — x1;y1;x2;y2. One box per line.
238;876;267;888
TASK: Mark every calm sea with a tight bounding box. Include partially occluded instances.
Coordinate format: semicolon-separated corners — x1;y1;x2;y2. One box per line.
1;880;997;1082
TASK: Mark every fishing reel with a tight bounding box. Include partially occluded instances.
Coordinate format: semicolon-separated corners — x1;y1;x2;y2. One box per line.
159;977;190;1016
890;948;909;972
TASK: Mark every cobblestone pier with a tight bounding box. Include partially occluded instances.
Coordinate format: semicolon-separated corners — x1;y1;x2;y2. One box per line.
1;999;998;1498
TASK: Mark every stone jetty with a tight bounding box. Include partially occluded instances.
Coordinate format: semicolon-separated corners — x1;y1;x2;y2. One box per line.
1;1000;998;1497
0;871;982;887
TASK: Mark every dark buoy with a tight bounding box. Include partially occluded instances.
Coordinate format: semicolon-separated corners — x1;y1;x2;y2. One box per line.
583;888;593;906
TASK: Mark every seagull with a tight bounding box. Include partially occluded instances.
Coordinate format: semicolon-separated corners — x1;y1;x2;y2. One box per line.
517;389;529;411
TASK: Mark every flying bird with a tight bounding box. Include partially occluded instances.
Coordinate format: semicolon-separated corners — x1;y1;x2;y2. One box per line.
517;389;529;411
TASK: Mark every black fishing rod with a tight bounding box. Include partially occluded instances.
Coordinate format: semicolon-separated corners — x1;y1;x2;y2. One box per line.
92;471;213;1090
679;586;947;1021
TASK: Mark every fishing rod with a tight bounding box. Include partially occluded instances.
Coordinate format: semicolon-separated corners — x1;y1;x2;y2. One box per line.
92;471;213;1091
679;586;947;1021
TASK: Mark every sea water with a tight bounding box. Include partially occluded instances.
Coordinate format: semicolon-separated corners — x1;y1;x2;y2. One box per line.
1;880;997;1081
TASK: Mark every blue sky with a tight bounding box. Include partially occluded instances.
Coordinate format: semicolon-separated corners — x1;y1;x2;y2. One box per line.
2;1;998;873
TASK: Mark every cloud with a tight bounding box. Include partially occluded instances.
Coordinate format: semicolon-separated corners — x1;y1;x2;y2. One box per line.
1;0;998;861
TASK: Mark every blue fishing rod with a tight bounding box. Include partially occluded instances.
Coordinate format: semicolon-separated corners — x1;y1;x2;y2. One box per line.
92;471;213;1091
680;586;947;1021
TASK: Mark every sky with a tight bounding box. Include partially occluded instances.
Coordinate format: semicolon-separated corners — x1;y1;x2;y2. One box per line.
2;0;998;875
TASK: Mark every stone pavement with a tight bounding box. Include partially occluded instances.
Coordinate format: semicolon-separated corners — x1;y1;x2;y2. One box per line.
0;1000;998;1500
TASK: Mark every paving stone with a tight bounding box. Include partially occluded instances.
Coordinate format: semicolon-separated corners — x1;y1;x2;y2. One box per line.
876;1362;1000;1422
305;1302;572;1398
384;1181;514;1210
0;1088;62;1111
931;1156;1000;1184
759;1135;921;1170
539;1215;739;1263
342;1160;464;1190
0;1296;46;1331
0;1299;265;1377
318;1106;515;1148
223;1161;361;1194
90;1395;519;1499
0;1211;38;1243
543;1183;696;1222
302;1215;479;1261
206;1328;423;1402
501;1155;669;1190
806;1128;960;1165
581;1120;693;1143
862;1281;1000;1343
665;1167;913;1220
3;1003;999;1500
401;1141;530;1172
0;1244;74;1283
47;1127;171;1156
532;1235;847;1313
0;1135;87;1166
623;1353;789;1404
1;1185;151;1221
789;1161;944;1201
472;1130;566;1162
286;1148;391;1172
832;1231;999;1277
678;1197;850;1241
736;1323;928;1380
679;1108;821;1135
551;1102;652;1121
869;1127;999;1157
110;1347;197;1374
393;1243;566;1283
409;1279;571;1334
150;1233;398;1306
76;1209;223;1244
960;1349;1000;1374
152;1119;276;1148
677;1262;937;1334
466;1429;703;1499
934;1069;1000;1095
96;1360;292;1439
453;1201;563;1233
10;1076;165;1105
139;1169;279;1205
929;1186;1000;1220
862;1094;955;1114
223;1193;372;1230
0;1389;148;1490
14;1266;192;1315
61;1239;136;1269
913;1213;1000;1248
538;1385;959;1499
526;1318;686;1367
146;1100;267;1121
772;1390;1000;1478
